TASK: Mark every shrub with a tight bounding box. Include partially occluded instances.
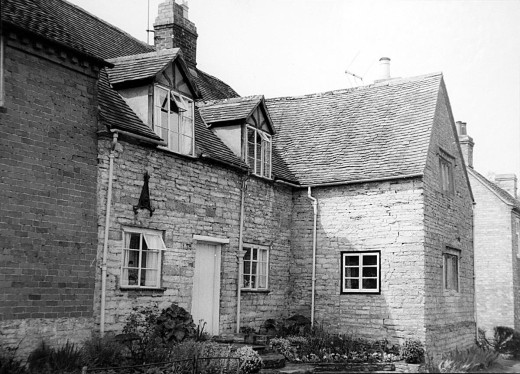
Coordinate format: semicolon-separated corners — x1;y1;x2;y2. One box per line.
155;303;197;344
400;339;424;364
493;326;520;357
234;346;263;374
27;341;82;373
168;341;237;374
81;335;126;368
427;346;499;373
0;347;27;374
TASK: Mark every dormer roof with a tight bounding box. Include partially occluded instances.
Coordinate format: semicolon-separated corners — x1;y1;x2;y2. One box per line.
106;49;200;98
197;95;275;134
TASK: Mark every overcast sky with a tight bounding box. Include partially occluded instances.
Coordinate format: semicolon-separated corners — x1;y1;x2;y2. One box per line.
68;0;520;179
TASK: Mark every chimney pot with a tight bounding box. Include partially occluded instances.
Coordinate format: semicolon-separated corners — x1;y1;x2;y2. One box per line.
374;57;391;83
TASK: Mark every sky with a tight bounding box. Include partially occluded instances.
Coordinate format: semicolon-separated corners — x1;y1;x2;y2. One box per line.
68;0;520;179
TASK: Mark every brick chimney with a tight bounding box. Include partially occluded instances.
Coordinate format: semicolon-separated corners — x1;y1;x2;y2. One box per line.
495;174;518;199
154;0;198;67
456;121;474;168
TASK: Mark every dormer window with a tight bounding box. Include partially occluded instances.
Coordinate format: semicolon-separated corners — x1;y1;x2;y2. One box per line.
247;126;271;178
153;84;194;156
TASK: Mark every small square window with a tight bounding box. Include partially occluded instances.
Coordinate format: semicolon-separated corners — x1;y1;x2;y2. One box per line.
443;248;460;292
121;229;166;289
439;156;454;194
242;245;269;290
341;251;380;294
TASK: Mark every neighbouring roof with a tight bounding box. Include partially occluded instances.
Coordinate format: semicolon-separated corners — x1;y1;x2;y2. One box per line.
266;73;443;185
106;49;182;85
197;96;264;125
193;69;240;100
469;168;520;212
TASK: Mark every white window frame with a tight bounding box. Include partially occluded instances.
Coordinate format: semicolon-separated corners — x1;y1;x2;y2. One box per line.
242;244;269;291
153;84;194;156
443;248;460;292
246;125;272;179
341;251;380;294
515;217;520;257
120;228;166;289
439;155;454;195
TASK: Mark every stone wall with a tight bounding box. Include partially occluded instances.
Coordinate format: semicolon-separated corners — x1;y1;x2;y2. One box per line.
289;178;427;344
96;137;293;334
470;172;517;334
0;34;99;356
422;85;475;356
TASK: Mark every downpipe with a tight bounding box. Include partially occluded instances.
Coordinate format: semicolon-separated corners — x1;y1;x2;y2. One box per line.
236;175;248;333
308;187;318;327
100;132;118;336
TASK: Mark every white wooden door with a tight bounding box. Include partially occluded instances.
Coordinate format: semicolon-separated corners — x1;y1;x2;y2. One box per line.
191;243;221;335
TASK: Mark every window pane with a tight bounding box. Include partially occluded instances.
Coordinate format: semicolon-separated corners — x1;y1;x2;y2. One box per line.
258;275;266;288
345;267;359;277
143;270;158;287
345;279;359;289
244;249;251;261
362;267;378;277
243;260;251;276
170;131;180;153
259;249;267;262
243;274;251;288
180;135;192;155
143;234;165;250
251;262;257;277
252;248;258;261
256;133;262;174
363;255;377;265
345;256;359;266
251;275;257;288
362;279;378;289
128;234;141;249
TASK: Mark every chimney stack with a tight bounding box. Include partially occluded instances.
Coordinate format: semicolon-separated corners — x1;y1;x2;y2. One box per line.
456;121;474;168
154;0;198;67
495;174;518;199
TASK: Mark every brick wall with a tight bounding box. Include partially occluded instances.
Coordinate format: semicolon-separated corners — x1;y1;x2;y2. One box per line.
289;178;427;344
470;173;516;334
96;137;293;334
422;85;475;355
0;35;100;354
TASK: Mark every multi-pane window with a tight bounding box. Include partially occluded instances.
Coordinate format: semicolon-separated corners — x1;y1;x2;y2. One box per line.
341;251;380;294
247;126;271;178
443;248;460;292
242;245;269;290
154;85;194;156
121;229;166;288
439;156;454;194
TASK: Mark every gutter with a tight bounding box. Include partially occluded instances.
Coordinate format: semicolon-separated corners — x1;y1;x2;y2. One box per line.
275;173;423;189
100;132;118;336
109;128;167;146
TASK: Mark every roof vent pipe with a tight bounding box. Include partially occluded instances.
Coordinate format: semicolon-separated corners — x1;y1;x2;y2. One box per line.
378;57;391;81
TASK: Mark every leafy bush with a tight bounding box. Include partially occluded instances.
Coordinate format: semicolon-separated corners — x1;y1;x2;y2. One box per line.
81;335;126;368
235;346;263;374
493;326;520;357
400;339;424;364
155;303;196;344
0;346;27;374
168;341;237;374
27;341;81;373
427;346;499;373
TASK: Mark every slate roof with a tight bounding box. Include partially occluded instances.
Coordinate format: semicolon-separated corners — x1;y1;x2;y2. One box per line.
197;96;264;125
106;49;182;85
266;73;443;185
2;0;155;61
2;0;239;101
469;168;520;211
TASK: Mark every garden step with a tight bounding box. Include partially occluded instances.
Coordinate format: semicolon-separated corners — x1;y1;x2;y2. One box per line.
260;352;286;369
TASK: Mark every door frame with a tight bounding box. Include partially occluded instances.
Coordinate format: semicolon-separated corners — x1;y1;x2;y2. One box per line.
192;235;229;335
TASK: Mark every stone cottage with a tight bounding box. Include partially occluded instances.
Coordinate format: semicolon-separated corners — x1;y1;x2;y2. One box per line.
1;0;475;358
457;121;520;335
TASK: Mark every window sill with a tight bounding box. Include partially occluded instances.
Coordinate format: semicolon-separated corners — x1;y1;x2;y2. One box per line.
241;289;270;294
157;145;197;159
119;287;166;294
